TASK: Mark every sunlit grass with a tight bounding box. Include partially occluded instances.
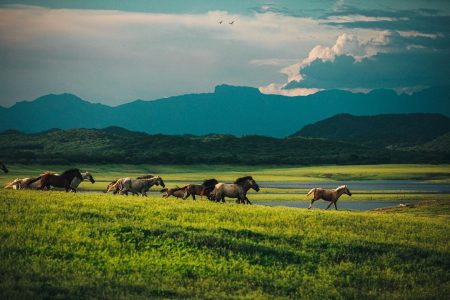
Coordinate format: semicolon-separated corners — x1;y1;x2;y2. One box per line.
0;189;449;299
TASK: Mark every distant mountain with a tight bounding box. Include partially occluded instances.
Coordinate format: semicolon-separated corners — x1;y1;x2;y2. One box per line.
0;85;449;137
1;127;448;165
292;113;450;147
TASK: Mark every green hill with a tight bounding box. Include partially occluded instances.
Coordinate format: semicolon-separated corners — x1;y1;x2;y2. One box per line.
292;113;450;148
1;126;448;165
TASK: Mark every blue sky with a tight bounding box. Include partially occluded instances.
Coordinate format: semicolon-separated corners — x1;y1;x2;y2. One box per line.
0;0;449;106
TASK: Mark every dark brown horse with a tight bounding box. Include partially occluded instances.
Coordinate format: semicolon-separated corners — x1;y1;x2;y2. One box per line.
0;162;8;173
40;169;83;192
306;185;352;210
186;178;219;200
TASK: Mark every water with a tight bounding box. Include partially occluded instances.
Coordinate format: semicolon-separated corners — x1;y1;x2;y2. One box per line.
259;180;450;193
255;200;415;211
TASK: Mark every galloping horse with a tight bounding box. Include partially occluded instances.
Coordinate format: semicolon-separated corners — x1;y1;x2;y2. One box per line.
0;162;8;173
70;171;95;190
161;186;189;199
185;178;219;200
306;185;352;210
40;169;83;192
212;176;260;204
120;176;165;196
4;177;41;189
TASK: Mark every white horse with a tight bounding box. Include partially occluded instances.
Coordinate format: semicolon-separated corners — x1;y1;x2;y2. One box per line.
70;171;95;190
4;177;41;189
120;176;165;196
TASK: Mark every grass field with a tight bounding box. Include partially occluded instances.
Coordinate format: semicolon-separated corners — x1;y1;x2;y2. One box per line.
1;164;449;298
0;190;449;299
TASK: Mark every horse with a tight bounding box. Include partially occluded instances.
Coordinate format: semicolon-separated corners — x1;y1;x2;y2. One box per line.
120;176;165;196
306;185;352;210
39;169;83;192
185;178;219;200
5;177;39;189
211;176;260;204
70;171;95;191
105;178;145;195
0;162;8;173
161;186;189;199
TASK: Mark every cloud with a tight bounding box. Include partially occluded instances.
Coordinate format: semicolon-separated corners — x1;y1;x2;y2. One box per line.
285;50;450;89
0;5;336;106
260;31;390;95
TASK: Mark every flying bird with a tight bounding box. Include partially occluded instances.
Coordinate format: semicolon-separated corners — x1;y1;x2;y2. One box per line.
218;20;223;24
229;21;235;25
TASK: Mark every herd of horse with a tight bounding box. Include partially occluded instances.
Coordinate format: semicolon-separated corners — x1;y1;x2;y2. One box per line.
1;162;352;209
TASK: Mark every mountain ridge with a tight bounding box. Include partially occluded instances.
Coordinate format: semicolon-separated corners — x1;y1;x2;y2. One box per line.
1;85;449;137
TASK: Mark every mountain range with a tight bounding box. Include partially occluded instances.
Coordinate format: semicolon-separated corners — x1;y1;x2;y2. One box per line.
1;85;449;137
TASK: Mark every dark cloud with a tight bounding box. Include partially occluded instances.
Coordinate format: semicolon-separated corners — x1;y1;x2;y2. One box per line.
285;49;450;90
321;6;450;34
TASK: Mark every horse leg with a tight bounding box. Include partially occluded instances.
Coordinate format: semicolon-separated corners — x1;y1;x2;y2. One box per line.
334;202;338;210
245;197;252;205
308;199;316;209
326;202;333;210
191;194;196;200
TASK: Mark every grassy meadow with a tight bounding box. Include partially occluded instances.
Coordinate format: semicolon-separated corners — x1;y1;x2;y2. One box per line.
1;164;449;298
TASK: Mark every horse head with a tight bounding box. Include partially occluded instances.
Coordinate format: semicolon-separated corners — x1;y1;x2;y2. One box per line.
153;176;166;188
235;176;260;192
249;178;260;192
84;172;96;184
338;185;352;196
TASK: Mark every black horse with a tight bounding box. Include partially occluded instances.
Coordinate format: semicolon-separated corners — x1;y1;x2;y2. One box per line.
40;169;83;192
0;161;8;173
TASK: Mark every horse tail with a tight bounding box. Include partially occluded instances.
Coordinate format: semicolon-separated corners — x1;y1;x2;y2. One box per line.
306;188;315;197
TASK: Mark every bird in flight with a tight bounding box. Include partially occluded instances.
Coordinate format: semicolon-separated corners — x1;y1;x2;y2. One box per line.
218;20;223;24
229;21;235;25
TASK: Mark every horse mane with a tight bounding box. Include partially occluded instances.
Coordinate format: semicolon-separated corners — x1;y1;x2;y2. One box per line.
335;185;347;191
234;176;253;184
40;171;56;176
28;176;42;185
172;185;187;191
137;174;154;179
202;178;218;187
62;168;80;175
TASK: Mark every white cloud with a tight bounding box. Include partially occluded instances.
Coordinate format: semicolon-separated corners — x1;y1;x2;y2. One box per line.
259;83;322;97
259;31;391;95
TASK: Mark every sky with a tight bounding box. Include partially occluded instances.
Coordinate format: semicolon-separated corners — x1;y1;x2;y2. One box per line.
0;0;449;106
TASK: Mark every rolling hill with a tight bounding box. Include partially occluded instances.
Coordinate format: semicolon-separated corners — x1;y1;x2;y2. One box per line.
0;85;449;137
0;125;448;165
292;113;450;148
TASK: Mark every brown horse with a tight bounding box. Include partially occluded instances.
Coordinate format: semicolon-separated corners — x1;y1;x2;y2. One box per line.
212;176;260;204
306;185;352;210
161;186;189;199
0;162;8;173
186;179;219;200
40;169;83;192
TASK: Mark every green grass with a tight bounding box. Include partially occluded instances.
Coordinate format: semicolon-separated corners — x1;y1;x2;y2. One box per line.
0;190;449;299
2;163;450;183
